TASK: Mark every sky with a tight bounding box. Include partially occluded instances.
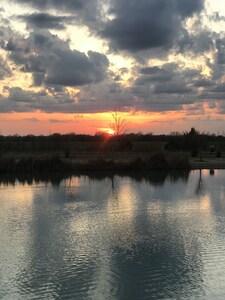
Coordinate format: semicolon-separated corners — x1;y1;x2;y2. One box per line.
0;0;225;135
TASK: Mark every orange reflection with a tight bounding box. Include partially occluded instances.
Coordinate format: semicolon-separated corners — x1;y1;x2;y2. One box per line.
106;180;138;248
199;195;211;212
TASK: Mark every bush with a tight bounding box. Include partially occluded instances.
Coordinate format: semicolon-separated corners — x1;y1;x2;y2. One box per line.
0;158;16;173
147;153;169;170
216;151;221;158
64;149;70;158
191;149;198;157
167;153;190;169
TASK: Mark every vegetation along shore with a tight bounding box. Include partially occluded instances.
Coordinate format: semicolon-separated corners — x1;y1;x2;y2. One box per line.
1;128;225;173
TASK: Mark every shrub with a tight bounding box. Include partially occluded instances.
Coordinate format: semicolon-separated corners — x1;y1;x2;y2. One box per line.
147;153;169;170
167;153;190;169
0;158;16;173
191;149;198;157
216;151;221;158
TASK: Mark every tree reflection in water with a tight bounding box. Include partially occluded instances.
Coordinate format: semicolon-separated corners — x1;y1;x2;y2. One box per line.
195;169;205;196
0;170;190;188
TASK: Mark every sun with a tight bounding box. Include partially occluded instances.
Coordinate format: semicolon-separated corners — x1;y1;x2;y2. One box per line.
98;127;115;135
105;128;115;135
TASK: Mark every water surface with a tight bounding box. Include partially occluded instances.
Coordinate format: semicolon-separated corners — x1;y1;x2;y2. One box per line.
1;170;225;299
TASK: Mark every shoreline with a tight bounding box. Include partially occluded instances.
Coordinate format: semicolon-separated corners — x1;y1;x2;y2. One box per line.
190;158;225;170
1;154;225;174
0;153;189;173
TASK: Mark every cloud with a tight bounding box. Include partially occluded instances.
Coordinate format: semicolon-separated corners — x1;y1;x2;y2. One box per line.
2;0;225;120
154;82;192;94
210;12;225;23
215;38;225;65
138;66;172;83
209;83;225;93
134;63;197;96
11;0;87;11
0;55;11;79
193;79;213;87
0;86;73;113
9;0;101;29
49;119;70;123
24;117;40;122
178;29;214;54
45;49;109;86
204;36;225;81
100;0;204;52
0;78;132;114
19;13;74;30
6;31;109;87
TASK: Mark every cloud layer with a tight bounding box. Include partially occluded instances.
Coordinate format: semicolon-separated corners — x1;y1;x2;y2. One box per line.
1;0;225;122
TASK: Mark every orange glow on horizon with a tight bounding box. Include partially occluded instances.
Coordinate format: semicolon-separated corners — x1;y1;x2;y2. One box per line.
1;108;225;136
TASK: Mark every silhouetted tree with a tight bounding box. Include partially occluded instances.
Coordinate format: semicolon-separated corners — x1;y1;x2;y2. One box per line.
110;111;126;135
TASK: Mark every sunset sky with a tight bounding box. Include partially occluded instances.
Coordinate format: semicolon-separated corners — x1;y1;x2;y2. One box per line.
1;0;225;135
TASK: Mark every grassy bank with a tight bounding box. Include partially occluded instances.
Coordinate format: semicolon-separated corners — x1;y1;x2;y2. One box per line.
190;158;225;169
0;152;190;174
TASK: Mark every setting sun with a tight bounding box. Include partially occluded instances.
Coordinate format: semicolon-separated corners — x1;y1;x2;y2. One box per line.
98;128;115;135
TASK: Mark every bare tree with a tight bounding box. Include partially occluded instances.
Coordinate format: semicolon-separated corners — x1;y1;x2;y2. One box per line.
110;111;126;135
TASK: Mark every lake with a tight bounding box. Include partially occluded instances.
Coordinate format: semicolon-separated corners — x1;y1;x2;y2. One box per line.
1;170;225;299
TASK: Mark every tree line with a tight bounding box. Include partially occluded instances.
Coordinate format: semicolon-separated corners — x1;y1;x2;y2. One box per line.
0;128;225;154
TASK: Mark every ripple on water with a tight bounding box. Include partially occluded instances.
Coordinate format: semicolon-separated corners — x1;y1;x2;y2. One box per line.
2;172;225;299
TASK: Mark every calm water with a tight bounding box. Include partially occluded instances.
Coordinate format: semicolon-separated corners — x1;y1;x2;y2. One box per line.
1;170;225;299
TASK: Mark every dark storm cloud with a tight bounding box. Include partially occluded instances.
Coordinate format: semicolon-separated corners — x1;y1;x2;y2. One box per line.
100;0;204;52
154;82;192;94
209;83;225;93
215;38;225;65
175;0;203;17
178;29;214;54
0;82;134;114
129;62;223;112
140;67;163;75
205;36;225;82
4;38;17;51
134;63;198;96
12;0;86;11
19;13;73;30
193;79;213;87
6;31;109;87
138;67;172;83
7;87;35;102
45;49;109;86
0;85;77;113
0;87;44;113
10;0;101;29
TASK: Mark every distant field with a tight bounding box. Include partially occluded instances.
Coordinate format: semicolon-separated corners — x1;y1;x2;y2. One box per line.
2;133;225;171
0;140;167;153
132;141;166;151
1;140;225;164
